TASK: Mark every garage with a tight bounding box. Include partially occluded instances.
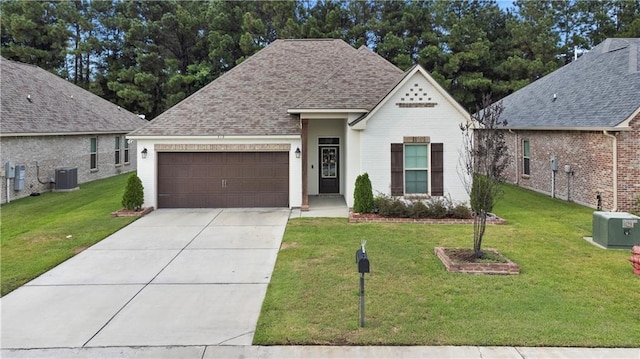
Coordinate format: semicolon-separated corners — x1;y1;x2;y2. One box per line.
157;152;289;208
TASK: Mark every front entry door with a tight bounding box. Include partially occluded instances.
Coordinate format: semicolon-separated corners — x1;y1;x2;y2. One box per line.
319;146;339;193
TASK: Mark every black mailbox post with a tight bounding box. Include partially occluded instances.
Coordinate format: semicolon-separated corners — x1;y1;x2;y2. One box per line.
355;241;369;327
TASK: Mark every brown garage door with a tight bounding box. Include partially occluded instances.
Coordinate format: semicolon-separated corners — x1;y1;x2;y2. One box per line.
157;152;289;208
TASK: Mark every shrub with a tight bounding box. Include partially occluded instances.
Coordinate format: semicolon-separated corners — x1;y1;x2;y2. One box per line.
353;173;374;213
375;194;408;217
426;197;448;219
449;203;473;219
373;194;472;219
122;173;144;210
407;200;429;219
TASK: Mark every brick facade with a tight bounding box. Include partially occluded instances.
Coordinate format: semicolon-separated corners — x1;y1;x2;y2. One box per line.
1;134;138;204
502;112;639;213
617;113;640;213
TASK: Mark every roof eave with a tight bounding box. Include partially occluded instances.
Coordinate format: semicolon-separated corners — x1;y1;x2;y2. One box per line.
501;126;633;132
287;108;369;114
0;130;135;137
126;134;301;140
287;108;368;120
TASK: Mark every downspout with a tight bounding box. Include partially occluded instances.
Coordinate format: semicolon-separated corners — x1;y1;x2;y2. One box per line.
603;131;618;211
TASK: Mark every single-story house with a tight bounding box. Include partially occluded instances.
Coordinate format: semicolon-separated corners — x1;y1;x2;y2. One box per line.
128;39;471;210
496;38;639;213
0;56;148;204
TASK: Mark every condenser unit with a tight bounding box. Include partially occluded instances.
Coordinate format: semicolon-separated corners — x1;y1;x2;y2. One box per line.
55;167;78;191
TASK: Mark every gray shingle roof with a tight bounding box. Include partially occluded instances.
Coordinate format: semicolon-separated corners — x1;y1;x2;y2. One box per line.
498;38;640;129
129;39;405;137
0;57;147;135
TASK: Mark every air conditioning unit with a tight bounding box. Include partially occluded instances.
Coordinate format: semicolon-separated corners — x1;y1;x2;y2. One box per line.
592;212;640;249
55;167;78;191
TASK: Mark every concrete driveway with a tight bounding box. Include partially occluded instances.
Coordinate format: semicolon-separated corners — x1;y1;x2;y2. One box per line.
1;208;289;349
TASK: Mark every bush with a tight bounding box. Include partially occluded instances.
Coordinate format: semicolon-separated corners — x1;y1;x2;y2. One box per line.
426;197;448;219
122;173;144;210
373;194;472;219
449;203;473;219
375;194;408;217
353;173;374;213
407;200;429;219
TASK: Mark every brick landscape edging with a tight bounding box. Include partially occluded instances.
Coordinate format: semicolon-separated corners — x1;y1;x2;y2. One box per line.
110;206;154;218
434;247;520;275
349;212;506;225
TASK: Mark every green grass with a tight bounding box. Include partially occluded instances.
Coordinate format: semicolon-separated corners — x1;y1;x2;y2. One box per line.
255;184;640;347
1;173;138;296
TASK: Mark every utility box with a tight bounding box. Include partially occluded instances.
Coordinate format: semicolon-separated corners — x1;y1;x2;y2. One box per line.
5;161;15;179
14;164;25;190
55;167;78;191
592;212;640;249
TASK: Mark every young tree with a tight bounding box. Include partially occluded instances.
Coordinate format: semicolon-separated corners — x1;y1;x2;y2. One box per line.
459;95;510;257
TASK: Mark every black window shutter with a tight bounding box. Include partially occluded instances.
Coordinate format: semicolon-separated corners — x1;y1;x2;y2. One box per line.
390;143;404;196
431;143;444;196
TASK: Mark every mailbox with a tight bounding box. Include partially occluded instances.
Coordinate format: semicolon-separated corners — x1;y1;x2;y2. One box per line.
356;248;370;273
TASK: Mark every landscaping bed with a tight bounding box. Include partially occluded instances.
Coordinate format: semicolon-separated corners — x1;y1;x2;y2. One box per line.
110;206;154;217
349;211;506;225
434;247;520;274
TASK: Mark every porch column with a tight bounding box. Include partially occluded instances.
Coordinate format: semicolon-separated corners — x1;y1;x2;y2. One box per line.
301;118;309;211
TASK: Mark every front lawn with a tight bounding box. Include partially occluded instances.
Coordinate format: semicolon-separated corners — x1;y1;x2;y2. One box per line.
1;173;137;296
254;184;640;347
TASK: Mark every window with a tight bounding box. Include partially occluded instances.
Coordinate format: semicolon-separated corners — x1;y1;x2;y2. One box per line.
115;136;121;165
124;138;130;163
404;144;428;194
523;140;530;175
90;137;98;170
391;142;443;197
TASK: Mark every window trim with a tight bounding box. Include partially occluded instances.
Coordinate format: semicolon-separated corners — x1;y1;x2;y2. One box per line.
404;143;429;195
90;136;98;171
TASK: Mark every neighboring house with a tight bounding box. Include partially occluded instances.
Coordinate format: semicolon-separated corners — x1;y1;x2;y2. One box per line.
128;39;471;210
495;38;640;213
0;56;148;204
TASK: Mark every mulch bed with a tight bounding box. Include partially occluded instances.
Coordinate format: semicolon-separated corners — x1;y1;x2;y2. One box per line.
110;206;154;218
349;212;506;225
435;247;520;275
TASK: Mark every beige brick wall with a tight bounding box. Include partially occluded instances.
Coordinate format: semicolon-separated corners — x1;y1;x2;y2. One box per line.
1;134;138;204
503;130;616;211
617;112;640;213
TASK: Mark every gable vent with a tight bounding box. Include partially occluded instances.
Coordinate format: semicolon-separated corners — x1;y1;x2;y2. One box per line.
397;83;437;108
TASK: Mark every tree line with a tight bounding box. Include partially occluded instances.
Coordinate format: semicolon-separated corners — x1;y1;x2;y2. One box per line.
2;0;638;119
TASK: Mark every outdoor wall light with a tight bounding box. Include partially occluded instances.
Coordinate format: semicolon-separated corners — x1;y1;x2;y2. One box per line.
141;148;148;159
295;147;301;158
